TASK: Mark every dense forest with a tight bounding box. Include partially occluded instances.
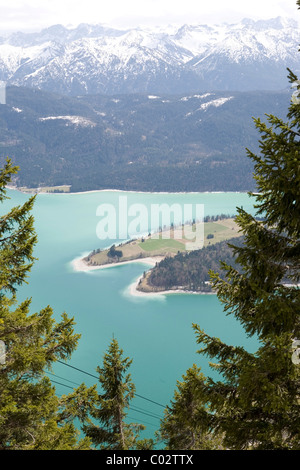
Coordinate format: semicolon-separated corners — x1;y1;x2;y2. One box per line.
142;236;244;292
0;86;290;192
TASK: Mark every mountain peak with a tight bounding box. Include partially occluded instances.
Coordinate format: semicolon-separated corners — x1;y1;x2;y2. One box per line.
1;17;299;95
241;16;298;30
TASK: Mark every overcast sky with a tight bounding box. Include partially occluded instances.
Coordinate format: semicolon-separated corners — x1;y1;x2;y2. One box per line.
0;0;298;34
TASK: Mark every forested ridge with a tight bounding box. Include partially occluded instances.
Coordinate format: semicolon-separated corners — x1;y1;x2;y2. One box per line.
0;86;290;192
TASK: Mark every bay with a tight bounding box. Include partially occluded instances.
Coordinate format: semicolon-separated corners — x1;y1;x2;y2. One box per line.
3;189;259;443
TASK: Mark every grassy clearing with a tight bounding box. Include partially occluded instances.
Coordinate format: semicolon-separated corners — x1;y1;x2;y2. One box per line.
139;238;185;252
204;222;228;234
86;218;241;267
204;218;241;245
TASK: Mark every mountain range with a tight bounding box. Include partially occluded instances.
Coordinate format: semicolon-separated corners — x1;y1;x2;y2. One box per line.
0;16;299;95
0;17;298;192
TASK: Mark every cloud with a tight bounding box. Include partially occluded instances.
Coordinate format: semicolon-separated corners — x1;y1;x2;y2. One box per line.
0;0;298;33
0;3;54;33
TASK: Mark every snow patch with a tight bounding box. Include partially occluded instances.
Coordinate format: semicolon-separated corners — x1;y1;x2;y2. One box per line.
39;115;96;127
180;93;212;101
199;96;234;110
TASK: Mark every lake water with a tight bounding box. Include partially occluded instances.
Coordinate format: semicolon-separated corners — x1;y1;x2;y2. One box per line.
4;189;259;443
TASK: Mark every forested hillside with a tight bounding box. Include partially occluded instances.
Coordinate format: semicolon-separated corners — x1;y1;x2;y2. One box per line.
139;236;244;292
0;86;290;192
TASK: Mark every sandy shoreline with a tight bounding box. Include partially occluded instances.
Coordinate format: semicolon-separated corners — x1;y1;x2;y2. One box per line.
127;275;216;298
71;254;164;272
127;275;191;298
71;256;299;298
70;254;215;297
7;185;247;196
71;254;216;298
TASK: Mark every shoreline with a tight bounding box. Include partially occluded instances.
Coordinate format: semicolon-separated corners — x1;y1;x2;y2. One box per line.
71;254;164;272
7;185;249;197
128;274;216;298
71;254;216;298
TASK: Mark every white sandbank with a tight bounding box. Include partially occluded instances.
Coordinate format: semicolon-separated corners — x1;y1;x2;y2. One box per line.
71;254;164;273
71;255;216;298
128;275;184;298
127;274;216;298
71;255;189;297
8;185;247;196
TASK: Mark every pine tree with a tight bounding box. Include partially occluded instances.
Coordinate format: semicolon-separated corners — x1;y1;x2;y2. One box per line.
0;159;91;449
192;73;300;450
0;159;37;296
158;364;223;450
160;1;300;449
83;337;153;450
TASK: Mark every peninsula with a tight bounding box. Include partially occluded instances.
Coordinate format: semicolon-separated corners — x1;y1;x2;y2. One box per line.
81;216;242;293
84;216;240;267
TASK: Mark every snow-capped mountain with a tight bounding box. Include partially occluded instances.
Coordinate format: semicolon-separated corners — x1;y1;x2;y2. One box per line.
0;17;299;95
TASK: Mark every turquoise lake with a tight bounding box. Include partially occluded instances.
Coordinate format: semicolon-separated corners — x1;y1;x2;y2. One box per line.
4;189;259;442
